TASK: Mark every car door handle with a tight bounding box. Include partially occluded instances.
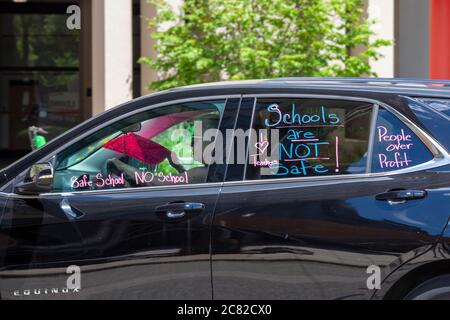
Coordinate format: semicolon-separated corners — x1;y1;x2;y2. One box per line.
155;202;205;221
60;198;84;219
376;189;427;203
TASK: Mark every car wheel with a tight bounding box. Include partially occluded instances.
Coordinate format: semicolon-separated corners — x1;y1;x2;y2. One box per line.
404;274;450;300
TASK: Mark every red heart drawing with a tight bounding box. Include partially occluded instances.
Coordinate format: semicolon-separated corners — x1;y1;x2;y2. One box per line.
255;140;269;153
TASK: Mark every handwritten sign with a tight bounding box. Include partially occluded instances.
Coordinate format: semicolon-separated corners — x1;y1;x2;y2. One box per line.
246;99;374;180
71;173;127;189
250;133;279;168
134;170;189;185
71;170;189;190
376;126;413;169
260;103;342;177
265;104;341;127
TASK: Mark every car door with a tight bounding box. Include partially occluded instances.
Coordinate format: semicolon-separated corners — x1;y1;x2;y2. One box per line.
0;97;237;300
211;94;450;300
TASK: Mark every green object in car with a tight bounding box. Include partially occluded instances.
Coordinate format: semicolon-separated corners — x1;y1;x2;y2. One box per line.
34;135;47;149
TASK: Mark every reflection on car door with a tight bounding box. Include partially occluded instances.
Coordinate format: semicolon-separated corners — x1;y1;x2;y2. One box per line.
0;186;220;299
212;173;450;299
0;97;238;300
211;96;450;300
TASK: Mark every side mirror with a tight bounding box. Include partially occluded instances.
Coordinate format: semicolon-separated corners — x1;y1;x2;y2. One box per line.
15;162;54;195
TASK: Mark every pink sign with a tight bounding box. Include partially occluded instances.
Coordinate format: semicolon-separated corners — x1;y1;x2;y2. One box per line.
377;126;413;169
71;173;125;189
71;170;189;190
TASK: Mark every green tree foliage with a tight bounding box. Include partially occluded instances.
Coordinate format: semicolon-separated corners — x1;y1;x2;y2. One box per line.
140;0;392;90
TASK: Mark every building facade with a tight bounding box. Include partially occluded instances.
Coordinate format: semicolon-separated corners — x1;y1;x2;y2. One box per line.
0;0;449;164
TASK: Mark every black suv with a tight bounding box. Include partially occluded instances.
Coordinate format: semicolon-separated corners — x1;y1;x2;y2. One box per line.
1;78;450;300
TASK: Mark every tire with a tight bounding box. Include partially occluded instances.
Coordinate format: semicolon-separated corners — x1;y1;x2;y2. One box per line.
404;274;450;300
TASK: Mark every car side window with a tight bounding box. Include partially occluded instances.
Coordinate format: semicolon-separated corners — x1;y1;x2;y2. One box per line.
52;100;225;193
371;108;434;173
246;98;373;180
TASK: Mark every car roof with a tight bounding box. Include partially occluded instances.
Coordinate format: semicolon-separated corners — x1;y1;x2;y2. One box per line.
168;77;450;98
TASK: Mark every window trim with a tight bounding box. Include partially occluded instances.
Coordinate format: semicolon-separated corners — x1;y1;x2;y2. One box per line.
366;104;380;174
230;93;450;187
242;98;258;180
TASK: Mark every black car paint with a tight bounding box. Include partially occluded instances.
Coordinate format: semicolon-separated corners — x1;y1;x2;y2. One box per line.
0;186;220;299
0;79;449;299
211;167;450;299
